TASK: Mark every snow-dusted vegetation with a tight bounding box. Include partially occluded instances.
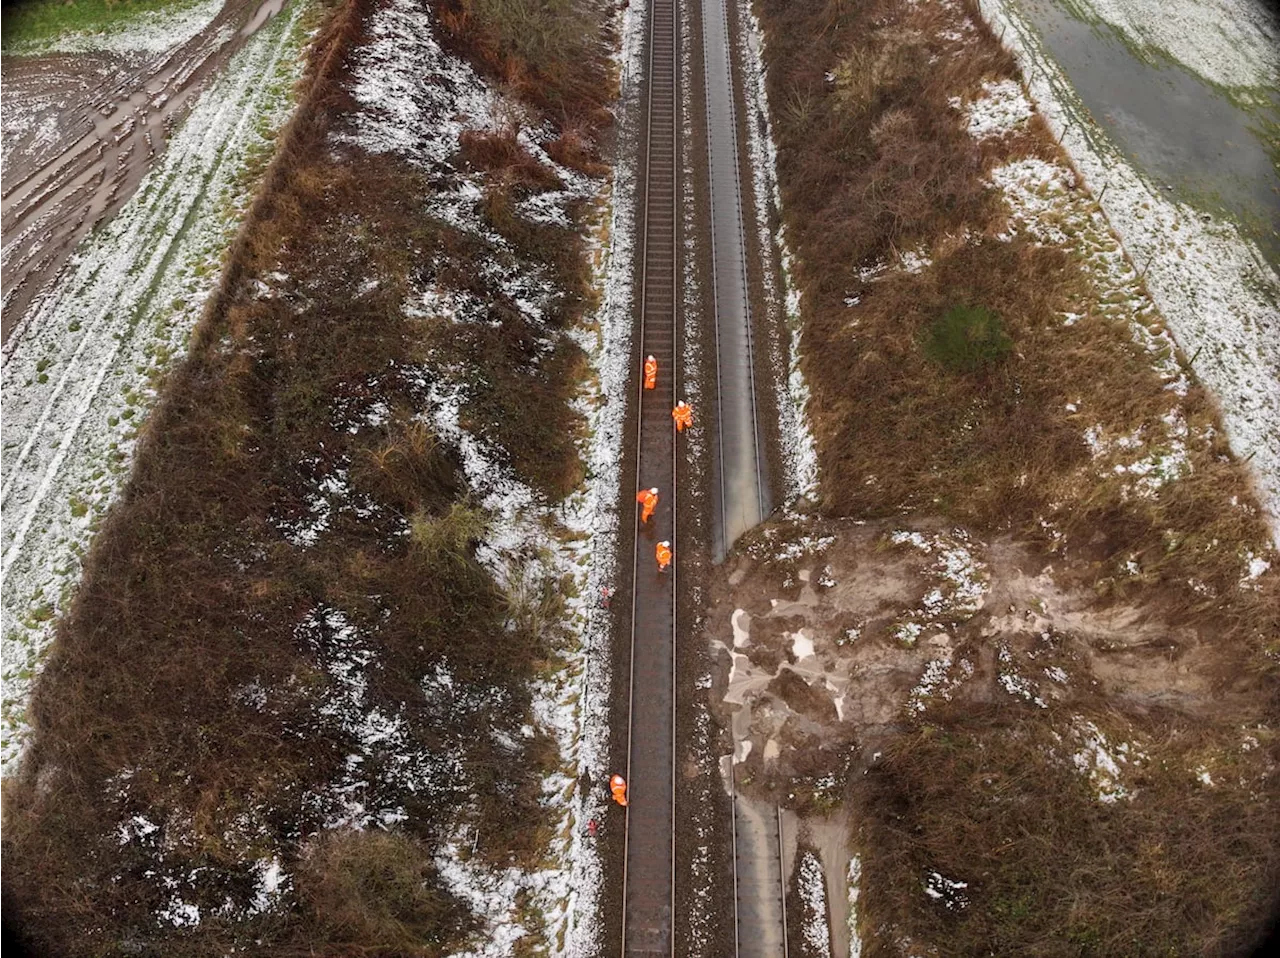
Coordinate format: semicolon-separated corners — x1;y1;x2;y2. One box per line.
733;0;1280;952
3;0;628;952
982;0;1280;546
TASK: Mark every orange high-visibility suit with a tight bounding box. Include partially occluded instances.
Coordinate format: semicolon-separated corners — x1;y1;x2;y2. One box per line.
610;774;628;807
643;355;658;390
636;487;659;523
656;540;672;572
672;401;693;432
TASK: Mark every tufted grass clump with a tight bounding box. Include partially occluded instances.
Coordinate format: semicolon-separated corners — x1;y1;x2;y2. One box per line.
924;304;1012;373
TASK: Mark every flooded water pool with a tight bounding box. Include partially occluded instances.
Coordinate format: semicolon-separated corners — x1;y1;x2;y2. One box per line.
1015;0;1280;263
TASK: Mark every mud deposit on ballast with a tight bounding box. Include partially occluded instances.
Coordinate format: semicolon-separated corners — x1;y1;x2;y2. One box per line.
703;513;1259;810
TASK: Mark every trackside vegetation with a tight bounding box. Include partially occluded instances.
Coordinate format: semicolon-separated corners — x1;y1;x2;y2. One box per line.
753;0;1280;953
2;0;615;954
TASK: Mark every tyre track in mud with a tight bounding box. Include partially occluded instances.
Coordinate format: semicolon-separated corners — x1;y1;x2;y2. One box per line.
0;1;308;771
1;0;290;345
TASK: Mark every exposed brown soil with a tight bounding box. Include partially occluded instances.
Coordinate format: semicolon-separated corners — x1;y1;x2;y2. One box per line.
711;516;1271;777
703;510;1279;955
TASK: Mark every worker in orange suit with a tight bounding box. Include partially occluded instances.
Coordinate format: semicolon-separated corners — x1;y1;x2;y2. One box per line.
672;400;693;433
643;355;658;390
636;487;659;523
610;773;628;806
656;540;672;573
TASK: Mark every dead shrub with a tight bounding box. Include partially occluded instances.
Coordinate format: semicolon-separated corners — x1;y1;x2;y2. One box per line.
435;0;614;117
296;829;473;954
353;420;461;515
832;26;921;115
460;123;562;191
546;122;609;177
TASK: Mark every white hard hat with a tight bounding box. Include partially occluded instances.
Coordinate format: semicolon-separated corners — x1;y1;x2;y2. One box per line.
647;354;655;360
660;540;670;547
650;487;658;494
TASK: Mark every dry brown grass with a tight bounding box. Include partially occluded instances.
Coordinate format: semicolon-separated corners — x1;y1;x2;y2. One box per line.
857;703;1280;957
2;0;614;954
754;0;1280;952
758;0;1275;608
295;830;474;954
435;0;614;120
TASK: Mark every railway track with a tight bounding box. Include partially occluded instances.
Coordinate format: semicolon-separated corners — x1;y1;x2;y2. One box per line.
619;0;679;953
729;776;790;958
620;0;788;954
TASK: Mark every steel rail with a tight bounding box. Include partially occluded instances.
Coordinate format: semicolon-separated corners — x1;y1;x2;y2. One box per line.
619;0;680;954
777;805;789;957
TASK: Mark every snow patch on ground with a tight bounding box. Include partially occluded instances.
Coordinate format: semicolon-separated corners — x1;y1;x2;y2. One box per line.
338;0;499;168
2;95;77;174
906;651;975;715
0;0;310;773
889;529;990;623
1069;718;1146;803
297;605;463;831
923;870;970;910
848;856;864;958
979;0;1280;546
958;77;1034;139
799;851;833;958
1080;412;1193;500
997;643;1047;708
5;0;226;55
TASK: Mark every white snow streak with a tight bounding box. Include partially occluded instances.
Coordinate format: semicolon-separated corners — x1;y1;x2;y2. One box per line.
978;0;1280;545
799;851;833;958
0;1;309;773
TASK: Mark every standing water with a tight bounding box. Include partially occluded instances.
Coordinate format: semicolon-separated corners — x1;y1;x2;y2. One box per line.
1014;0;1280;265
